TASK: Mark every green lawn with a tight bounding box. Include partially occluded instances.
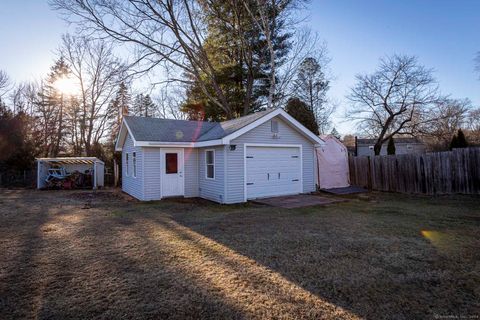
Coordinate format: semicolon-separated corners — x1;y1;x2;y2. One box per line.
0;189;479;319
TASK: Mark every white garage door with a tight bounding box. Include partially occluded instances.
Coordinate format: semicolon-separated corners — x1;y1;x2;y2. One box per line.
246;146;302;199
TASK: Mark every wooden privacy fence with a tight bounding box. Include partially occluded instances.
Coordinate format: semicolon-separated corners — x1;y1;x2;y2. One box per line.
349;147;480;195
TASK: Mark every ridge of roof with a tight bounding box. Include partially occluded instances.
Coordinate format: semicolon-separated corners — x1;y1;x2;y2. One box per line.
356;137;423;144
196;108;276;141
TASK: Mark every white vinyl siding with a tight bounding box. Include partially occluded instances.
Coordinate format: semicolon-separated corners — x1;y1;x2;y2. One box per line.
120;115;316;204
225;116;316;204
143;148;161;201
122;134;144;200
184;148;199;198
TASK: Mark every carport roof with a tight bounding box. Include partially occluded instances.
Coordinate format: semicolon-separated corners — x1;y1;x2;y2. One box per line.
36;157;104;165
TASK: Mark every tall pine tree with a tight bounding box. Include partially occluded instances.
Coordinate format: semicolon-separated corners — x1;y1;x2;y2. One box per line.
285;97;319;135
181;0;292;121
36;58;71;157
108;82;131;144
132;94;156;117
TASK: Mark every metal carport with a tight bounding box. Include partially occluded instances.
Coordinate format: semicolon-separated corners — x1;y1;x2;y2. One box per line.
36;157;105;190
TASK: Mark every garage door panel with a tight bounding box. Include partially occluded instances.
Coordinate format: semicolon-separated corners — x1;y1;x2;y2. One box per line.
246;146;302;200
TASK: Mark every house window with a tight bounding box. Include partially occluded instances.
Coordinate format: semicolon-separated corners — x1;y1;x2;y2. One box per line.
125;153;129;176
165;153;178;174
271;120;279;133
205;150;215;179
132;152;137;178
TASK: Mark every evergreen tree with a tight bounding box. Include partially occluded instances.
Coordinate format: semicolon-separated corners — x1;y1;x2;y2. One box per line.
285;97;319;135
0;99;37;171
449;133;459;150
108;82;131;144
36;58;71;157
132;94;157;117
387;137;396;155
181;0;292;120
294;57;332;133
112;82;130;116
456;129;468;148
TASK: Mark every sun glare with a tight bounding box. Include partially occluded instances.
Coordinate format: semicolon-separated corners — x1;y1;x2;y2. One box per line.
54;76;77;95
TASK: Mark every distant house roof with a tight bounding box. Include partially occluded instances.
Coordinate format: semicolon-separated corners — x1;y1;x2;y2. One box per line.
356;137;424;145
123;109;275;143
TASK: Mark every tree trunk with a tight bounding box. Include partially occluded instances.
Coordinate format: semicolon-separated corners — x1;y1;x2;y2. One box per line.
374;142;382;155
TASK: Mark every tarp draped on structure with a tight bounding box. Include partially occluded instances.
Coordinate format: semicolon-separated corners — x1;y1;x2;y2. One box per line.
316;136;350;189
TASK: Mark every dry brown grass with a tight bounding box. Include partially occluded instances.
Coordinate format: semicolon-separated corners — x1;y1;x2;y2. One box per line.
0;189;479;319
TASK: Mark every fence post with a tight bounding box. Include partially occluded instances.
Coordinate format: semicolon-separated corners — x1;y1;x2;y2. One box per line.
114;159;119;187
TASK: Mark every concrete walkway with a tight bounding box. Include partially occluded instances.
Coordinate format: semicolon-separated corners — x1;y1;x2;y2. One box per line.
252;194;345;209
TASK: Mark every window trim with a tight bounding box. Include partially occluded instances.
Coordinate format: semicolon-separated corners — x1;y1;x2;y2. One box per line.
132;152;137;178
125;153;129;177
205;149;215;180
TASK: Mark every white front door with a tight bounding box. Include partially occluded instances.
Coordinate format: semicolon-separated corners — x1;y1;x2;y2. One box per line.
161;149;184;197
245;146;302;199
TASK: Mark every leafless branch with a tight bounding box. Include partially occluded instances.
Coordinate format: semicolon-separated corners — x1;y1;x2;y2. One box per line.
346;54;439;155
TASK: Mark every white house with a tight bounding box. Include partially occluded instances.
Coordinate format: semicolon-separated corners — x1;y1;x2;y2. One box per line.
356;138;426;156
115;108;325;203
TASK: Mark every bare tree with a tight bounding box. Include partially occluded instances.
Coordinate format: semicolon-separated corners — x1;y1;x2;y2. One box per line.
0;70;10;98
468;107;480;132
275;29;330;106
51;0;308;118
155;86;188;120
51;0;239;118
467;107;480;145
347;55;439;155
293;55;334;134
422;97;472;150
59;34;127;155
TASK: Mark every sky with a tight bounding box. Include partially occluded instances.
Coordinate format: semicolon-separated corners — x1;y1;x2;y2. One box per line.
0;0;479;135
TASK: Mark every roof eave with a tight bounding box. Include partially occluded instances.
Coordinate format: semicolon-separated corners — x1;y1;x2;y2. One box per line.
134;139;224;148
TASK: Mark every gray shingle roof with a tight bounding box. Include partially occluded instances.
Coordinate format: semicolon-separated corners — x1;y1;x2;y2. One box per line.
357;138;423;145
124;109;276;143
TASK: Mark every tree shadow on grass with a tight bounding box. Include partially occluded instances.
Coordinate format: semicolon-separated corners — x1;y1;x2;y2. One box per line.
149;196;480;319
0;190;52;319
6;201;250;319
2;191;478;319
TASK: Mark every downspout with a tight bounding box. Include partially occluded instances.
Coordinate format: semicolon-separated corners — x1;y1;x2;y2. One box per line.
223;145;228;204
315;147;322;191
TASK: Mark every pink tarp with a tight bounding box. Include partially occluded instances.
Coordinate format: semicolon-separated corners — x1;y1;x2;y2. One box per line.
316;135;350;189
